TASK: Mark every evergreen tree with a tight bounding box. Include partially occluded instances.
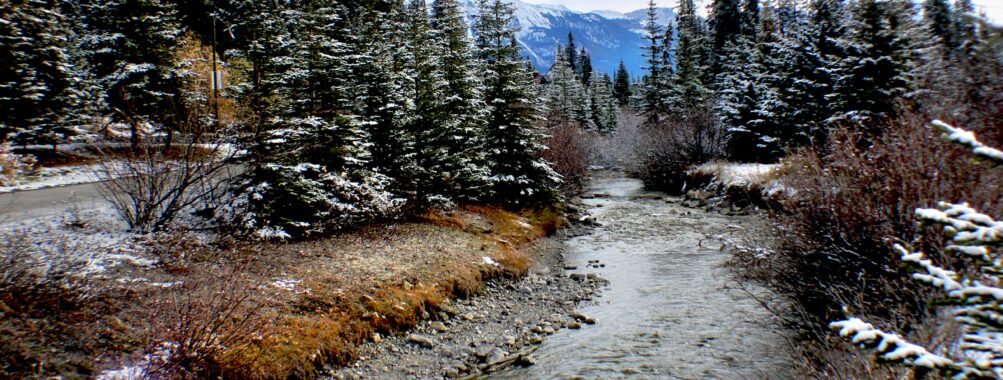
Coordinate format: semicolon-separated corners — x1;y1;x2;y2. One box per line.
229;1;395;239
578;48;593;85
640;0;665;123
545;47;592;129
0;0;82;146
589;73;619;133
830;0;910;130
613;60;632;106
430;0;491;201
76;0;183;149
475;0;559;205
672;0;712;111
924;0;957;54
708;0;743;74
565;32;578;75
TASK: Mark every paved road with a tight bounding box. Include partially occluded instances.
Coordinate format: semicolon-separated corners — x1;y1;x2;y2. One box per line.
0;182;108;223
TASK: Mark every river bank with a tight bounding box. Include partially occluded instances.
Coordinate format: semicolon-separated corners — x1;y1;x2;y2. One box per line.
326;172;792;379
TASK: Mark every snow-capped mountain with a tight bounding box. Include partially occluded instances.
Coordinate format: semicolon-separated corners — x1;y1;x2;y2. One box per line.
457;0;675;77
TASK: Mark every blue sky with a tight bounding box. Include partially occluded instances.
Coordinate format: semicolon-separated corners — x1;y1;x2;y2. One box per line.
522;0;1003;23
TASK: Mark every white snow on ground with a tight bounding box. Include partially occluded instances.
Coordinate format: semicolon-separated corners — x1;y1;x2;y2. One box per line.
96;341;176;380
0;204;152;276
691;162;779;189
0;163;103;193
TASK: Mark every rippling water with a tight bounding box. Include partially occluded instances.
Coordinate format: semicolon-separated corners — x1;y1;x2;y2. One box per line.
492;174;791;379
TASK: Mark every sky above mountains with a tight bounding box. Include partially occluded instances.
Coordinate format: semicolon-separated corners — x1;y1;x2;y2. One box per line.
523;0;1002;23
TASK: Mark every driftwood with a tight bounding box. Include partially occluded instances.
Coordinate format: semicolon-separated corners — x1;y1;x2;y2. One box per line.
457;346;540;379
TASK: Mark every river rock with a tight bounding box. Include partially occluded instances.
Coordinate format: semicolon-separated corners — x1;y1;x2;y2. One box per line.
407;334;435;348
429;321;449;333
485;347;509;366
570;311;596;324
569;273;587;282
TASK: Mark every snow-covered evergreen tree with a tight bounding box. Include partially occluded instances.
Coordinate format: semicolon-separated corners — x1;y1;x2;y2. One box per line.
0;0;82;146
671;0;713;111
640;0;665;124
228;1;396;239
589;74;619;134
613;60;632;107
474;0;559;205
76;0;182;149
829;0;910;130
545;47;593;130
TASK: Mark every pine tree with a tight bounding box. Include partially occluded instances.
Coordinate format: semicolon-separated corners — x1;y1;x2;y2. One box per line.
0;0;82;147
613;60;632;106
589;73;619;133
830;0;910;131
76;0;183;149
475;0;559;205
708;0;743;75
640;0;665;123
545;47;592;129
229;1;396;239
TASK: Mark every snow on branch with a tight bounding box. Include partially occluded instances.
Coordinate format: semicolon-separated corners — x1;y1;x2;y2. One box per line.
831;121;1003;379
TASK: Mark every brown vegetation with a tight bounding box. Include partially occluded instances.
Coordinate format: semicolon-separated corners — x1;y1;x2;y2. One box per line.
0;205;558;379
735;114;1003;376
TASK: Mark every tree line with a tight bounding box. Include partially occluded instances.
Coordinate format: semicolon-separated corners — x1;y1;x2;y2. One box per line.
637;0;1002;163
0;0;563;239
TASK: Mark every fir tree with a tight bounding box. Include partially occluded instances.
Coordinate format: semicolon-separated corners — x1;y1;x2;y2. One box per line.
76;0;183;149
708;0;743;74
0;0;82;146
545;47;592;129
830;0;910;130
613;60;632;106
589;73;619;134
924;0;957;54
640;0;665;123
565;32;578;75
229;1;396;239
672;0;712;111
475;0;559;205
579;48;593;86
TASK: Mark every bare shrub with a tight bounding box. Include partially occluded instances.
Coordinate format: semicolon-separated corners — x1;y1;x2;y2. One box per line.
95;128;236;233
542;123;591;197
591;109;648;169
139;266;271;379
746;113;1002;368
632;107;726;193
0;141;37;186
0;230;91;315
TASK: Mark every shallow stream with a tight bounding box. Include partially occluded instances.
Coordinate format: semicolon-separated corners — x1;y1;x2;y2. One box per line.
493;174;791;379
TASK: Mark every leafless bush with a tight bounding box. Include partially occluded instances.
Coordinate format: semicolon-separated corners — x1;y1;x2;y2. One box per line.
591;109;648;169
542;123;591;197
748;112;1002;344
632;107;726;193
95;127;236;233
0;141;37;186
0;230;91;315
140;266;271;379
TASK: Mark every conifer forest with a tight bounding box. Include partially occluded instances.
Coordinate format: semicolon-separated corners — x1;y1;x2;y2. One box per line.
0;0;1001;378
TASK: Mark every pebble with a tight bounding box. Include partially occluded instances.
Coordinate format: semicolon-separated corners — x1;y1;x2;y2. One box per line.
407;334;435;348
429;321;449;333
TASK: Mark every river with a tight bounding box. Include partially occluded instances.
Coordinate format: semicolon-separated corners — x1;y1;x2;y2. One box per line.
492;173;791;379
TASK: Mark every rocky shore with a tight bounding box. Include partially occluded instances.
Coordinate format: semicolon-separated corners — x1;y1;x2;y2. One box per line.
326;234;609;380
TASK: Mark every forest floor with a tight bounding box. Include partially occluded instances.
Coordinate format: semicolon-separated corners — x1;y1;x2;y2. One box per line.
0;200;589;380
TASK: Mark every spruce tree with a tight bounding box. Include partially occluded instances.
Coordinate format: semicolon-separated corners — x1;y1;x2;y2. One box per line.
613;60;632;106
589;74;619;134
0;0;81;146
830;0;910;131
672;0;712;111
708;0;743;75
565;32;578;75
475;0;559;205
545;47;592;129
229;1;395;239
579;48;593;86
640;0;665;123
76;0;182;149
924;0;957;54
430;0;491;201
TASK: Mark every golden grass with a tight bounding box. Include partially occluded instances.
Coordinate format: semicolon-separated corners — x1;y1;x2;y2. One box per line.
204;204;556;379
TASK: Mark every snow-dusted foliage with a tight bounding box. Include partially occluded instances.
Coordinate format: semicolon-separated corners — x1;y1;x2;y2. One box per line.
831;121;1003;378
475;0;560;205
0;142;37;186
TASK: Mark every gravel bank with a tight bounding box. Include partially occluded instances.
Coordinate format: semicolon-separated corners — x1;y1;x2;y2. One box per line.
326;231;608;380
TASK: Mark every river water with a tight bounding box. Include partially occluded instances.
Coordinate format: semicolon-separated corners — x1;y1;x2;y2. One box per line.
492;174;791;379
